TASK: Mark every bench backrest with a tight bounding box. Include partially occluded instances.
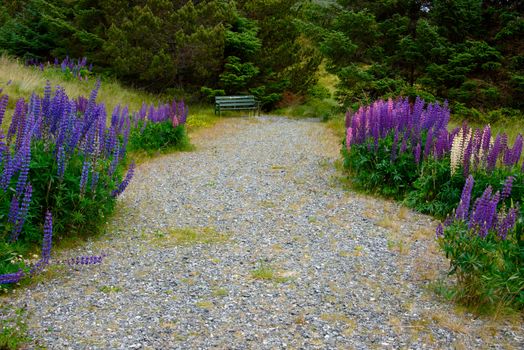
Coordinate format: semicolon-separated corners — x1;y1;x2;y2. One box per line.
215;95;257;107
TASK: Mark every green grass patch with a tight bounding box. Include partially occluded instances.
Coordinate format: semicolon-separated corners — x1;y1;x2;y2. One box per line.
250;263;290;283
151;227;229;247
0;307;31;350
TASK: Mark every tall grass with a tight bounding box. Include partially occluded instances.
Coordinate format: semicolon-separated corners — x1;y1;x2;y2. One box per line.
0;55;160;124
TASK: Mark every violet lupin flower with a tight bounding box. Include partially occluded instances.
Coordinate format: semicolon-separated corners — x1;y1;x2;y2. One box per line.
435;223;444;238
7;196;19;225
7;98;26;143
11;183;33;242
501;176;514;200
79;159;90;194
56;146;66;178
41;211;53;264
455;175;474;221
512;134;523;166
112;162;135;197
423;129;433;160
497;207;518;240
108;143;120;177
0;269;25;284
0;94;8;125
414;143;421;165
91;171;99;191
15;136;31;197
391;129;399;161
469;186;493;231
462;138;472;177
486;135;502;172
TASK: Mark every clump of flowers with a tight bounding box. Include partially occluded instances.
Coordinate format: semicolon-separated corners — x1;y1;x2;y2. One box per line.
436;175;523;310
128;99;190;153
345;97;452;162
0;81;133;285
26;56;92;81
343;97;453;198
1;211;104;285
450;124;523;176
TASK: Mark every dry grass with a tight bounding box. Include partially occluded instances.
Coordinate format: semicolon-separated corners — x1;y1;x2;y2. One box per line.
376;216;401;233
0;55;159;125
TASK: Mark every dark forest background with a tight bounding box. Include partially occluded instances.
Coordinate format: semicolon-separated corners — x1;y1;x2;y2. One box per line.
0;0;522;114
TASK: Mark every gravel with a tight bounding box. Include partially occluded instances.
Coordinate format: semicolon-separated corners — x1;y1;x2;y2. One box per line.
1;116;523;349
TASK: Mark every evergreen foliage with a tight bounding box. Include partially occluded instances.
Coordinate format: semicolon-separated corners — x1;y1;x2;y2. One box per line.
301;0;523;114
0;1;321;108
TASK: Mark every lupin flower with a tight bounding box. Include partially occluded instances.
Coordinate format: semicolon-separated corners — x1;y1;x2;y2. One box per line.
455;175;474;221
496;207;518;240
12;184;33;242
414;143;421;165
7;196;19;225
112;162;135;197
0;94;8;125
0;269;25;284
346;127;353;151
435;223;444;238
41;211;53;264
79;159;91;194
501;176;514;200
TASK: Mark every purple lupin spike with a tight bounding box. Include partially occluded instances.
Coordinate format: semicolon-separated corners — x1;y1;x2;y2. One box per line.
112;162;135;197
455;175;474;221
414;143;421;165
11;183;32;242
501;176;514;200
0;269;25;284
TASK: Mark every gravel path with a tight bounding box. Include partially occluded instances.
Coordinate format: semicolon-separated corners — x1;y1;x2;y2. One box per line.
1;116;523;349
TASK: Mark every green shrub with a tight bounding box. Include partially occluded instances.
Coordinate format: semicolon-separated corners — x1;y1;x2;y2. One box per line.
406;157;524;219
342;133;420;199
439;219;524;311
129;121;190;154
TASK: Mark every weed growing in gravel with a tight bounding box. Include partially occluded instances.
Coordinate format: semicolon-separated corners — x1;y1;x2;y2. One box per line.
195;300;214;310
99;285;122;294
151;227;229;247
211;287;228;297
250;263;290;283
0;307;31;350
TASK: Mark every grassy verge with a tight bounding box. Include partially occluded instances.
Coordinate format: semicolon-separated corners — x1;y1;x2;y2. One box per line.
0;55;160;124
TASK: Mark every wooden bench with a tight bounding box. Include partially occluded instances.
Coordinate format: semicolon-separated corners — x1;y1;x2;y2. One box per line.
215;95;260;116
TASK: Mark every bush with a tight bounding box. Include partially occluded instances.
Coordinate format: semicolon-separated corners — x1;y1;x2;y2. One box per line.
405;159;524;218
437;176;524;311
342;97;451;199
343;133;419;199
127;99;189;154
129;122;189;153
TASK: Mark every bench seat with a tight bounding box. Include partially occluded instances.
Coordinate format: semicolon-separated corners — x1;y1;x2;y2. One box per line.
215;95;260;116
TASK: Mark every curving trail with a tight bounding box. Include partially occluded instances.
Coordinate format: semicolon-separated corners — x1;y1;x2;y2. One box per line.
1;116;523;349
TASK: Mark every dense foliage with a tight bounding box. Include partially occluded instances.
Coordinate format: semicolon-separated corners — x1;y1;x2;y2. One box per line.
343;96;524;310
437;176;523;310
0;0;321;108
128;99;189;153
0;82;134;286
301;0;523;115
344;98;524;217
